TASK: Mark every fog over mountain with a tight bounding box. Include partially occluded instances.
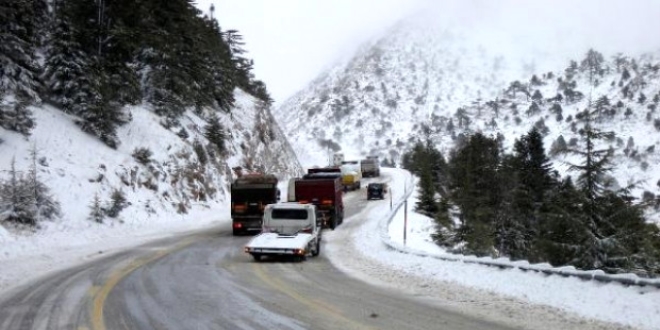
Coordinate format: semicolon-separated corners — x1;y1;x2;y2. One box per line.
274;7;660;219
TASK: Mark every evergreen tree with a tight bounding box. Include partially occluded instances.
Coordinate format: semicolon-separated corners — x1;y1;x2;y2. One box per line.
536;178;589;266
503;128;556;259
0;0;44;135
0;159;31;225
204;113;226;153
495;154;529;259
89;193;105;223
0;156;58;226
415;166;439;217
580;49;606;77
448;133;501;256
43;0;99;115
594;95;610;120
563;106;619;269
526;101;541;117
105;188;127;218
0;95;35;135
27;145;61;222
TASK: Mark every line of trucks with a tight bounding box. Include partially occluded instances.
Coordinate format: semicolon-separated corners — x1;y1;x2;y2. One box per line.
232;156;381;261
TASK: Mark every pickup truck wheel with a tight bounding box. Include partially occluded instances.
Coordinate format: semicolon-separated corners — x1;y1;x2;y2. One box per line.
330;217;337;230
252;254;262;262
312;239;321;257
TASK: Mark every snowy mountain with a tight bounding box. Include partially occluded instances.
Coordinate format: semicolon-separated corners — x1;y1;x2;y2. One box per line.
0;89;302;238
274;18;555;167
274;15;660;213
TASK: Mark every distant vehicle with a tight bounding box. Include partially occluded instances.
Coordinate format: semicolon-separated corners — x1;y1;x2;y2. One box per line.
295;173;344;229
244;203;322;262
287;177;299;202
230;174;279;235
367;183;387;200
340;162;362;191
332;152;345;167
361;156;380;177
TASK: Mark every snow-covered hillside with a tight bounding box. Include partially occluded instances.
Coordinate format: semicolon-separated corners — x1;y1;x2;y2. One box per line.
0;89;302;243
274;16;561;167
274;14;660;214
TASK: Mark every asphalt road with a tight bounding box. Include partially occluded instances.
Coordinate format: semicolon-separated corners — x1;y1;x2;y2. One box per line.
0;187;514;330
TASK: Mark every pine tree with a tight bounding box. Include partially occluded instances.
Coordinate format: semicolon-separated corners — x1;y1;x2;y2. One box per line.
105;188;127;218
0;95;35;135
526;101;541;117
27;145;61;222
448;133;501;256
89;193;105;223
0;155;58;226
415;166;439;217
0;0;44;135
495;154;529;259
43;0;99;115
563;104;620;269
204;113;226;153
536;178;589;266
0;158;31;225
580;49;605;78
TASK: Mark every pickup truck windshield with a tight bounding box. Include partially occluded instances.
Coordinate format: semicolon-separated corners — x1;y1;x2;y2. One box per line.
271;209;309;220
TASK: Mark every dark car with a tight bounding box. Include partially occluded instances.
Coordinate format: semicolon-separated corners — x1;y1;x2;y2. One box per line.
367;183;386;200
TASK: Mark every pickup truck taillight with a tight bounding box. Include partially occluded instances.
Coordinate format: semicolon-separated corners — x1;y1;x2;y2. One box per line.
298;200;309;204
299;226;313;234
321;199;333;205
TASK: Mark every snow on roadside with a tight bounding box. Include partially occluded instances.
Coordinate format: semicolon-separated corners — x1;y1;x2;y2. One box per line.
0;207;230;296
325;167;659;330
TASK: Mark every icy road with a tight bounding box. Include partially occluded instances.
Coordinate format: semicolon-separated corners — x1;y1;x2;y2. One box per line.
0;172;633;330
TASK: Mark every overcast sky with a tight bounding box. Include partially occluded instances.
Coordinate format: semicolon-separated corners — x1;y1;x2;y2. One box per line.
195;0;660;104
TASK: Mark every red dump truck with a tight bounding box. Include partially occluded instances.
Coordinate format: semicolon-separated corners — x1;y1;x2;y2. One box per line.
230;174;280;235
295;169;344;229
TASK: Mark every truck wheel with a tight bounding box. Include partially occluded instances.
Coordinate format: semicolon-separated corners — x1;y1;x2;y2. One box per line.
232;229;241;236
330;217;337;230
252;254;262;262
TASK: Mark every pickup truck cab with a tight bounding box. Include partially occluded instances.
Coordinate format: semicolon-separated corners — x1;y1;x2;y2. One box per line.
244;203;322;261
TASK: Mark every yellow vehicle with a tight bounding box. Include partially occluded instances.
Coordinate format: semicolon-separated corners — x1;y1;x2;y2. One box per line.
341;170;361;191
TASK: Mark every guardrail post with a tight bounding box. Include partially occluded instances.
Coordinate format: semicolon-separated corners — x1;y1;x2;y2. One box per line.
390;188;393;210
403;200;408;246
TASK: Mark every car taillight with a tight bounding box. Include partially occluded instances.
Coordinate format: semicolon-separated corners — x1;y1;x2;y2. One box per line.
299;200;308;204
233;222;243;228
321;199;333;205
299;226;313;234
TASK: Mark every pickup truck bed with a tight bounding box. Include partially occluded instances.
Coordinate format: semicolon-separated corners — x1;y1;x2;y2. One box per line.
245;232;315;260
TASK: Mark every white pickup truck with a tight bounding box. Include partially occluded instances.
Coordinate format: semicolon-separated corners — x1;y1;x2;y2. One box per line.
244;203;322;262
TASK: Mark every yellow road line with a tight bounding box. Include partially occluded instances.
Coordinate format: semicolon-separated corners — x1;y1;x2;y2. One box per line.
252;264;376;330
90;239;196;330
